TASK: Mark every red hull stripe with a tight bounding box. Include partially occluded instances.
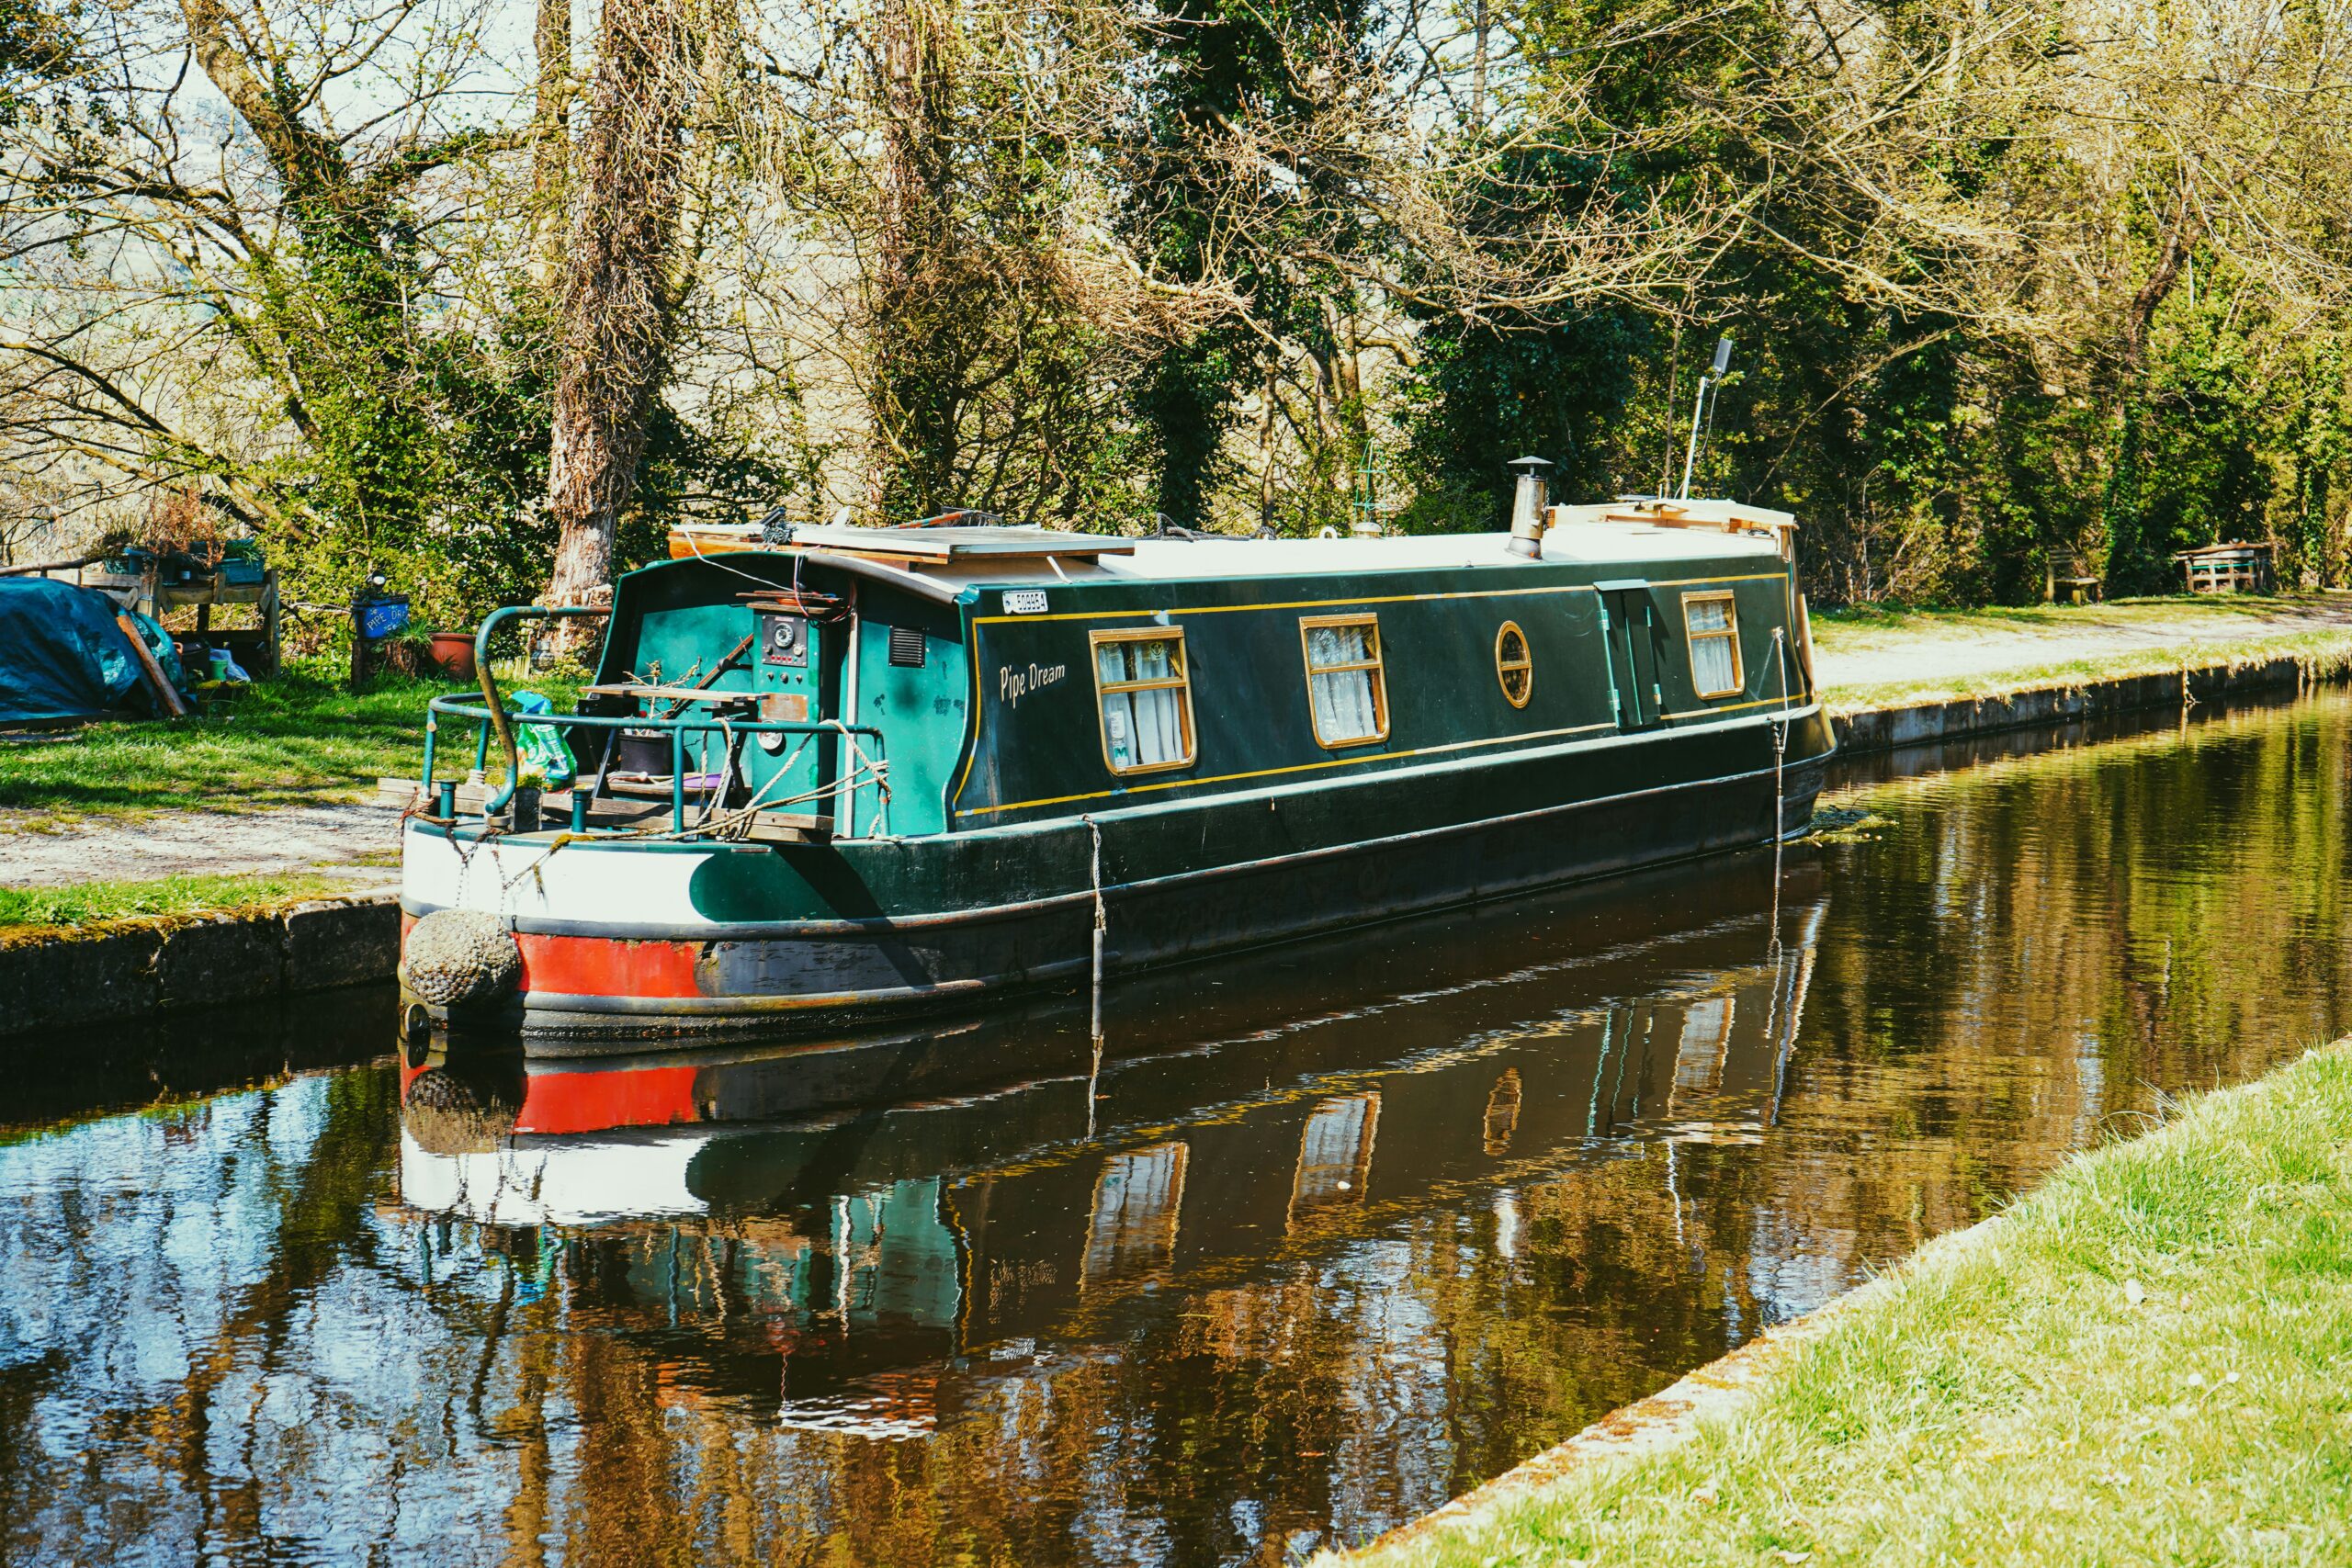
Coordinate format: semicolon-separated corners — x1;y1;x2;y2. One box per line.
514;932;705;999
514;1063;703;1134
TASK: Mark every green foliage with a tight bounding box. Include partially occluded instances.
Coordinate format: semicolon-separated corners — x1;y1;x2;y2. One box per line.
1394;144;1651;532
1396;308;1647;533
1133;330;1252;529
0;0;73;114
252;262;784;625
1123;0;1378;531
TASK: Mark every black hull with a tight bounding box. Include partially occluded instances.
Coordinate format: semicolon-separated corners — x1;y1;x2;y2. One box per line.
417;722;1834;1055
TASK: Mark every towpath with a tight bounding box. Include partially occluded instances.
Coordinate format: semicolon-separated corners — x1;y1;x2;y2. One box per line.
1811;593;2352;705
0;801;402;888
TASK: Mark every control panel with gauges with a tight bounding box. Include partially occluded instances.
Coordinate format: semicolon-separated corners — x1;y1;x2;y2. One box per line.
760;612;809;668
749;604;824;761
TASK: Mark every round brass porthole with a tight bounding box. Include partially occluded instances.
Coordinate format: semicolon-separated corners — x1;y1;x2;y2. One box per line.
1496;621;1532;707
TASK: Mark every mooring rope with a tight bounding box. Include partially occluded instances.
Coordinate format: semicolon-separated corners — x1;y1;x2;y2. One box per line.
1084;814;1107;1137
1770;626;1792;959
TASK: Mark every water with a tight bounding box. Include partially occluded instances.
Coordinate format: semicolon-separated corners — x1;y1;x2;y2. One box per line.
8;692;2352;1566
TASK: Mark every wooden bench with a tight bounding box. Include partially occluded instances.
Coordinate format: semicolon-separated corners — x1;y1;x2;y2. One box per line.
2055;575;2103;604
2176;543;2273;594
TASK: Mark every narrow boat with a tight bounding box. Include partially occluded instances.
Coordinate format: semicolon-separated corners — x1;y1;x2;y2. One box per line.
397;469;1836;1050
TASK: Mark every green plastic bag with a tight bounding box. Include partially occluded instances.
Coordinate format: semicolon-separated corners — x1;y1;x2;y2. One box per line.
509;690;577;787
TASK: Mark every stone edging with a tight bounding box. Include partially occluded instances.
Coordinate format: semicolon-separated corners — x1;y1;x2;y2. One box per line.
1340;1278;1883;1560
1831;650;2339;754
0;890;399;1037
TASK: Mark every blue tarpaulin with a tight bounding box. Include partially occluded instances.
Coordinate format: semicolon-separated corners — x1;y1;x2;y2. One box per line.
0;577;185;724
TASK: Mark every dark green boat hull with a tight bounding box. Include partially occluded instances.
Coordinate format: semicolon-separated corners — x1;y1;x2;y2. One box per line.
410;705;1834;1054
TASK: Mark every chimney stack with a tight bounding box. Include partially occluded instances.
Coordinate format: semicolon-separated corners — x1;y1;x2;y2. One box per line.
1507;457;1553;558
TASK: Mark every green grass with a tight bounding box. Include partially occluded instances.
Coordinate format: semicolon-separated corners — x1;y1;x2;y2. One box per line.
1809;592;2325;648
1331;1040;2352;1567
0;870;364;937
0;660;577;826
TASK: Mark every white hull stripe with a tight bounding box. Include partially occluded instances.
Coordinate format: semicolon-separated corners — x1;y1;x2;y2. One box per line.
401;828;731;929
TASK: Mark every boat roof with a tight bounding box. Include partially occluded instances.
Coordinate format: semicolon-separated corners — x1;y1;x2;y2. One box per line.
783;524;1136;561
669;499;1792;593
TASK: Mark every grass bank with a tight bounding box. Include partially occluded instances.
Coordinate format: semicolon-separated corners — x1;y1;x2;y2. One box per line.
0;871;363;939
1812;594;2352;712
1333;1040;2352;1567
0;661;575;827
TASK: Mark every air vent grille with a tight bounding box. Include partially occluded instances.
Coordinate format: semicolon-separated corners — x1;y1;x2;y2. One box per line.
888;626;926;668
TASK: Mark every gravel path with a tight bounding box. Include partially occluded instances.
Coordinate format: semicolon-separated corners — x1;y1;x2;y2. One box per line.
0;803;404;888
1812;599;2352;692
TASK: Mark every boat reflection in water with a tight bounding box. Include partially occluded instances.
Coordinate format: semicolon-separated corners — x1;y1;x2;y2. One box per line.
401;851;1826;1451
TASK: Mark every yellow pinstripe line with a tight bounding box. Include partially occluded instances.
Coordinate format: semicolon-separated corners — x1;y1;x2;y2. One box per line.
954;630;985;801
1657;695;1798;722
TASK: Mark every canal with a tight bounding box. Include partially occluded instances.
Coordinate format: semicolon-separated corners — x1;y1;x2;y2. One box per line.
7;690;2352;1565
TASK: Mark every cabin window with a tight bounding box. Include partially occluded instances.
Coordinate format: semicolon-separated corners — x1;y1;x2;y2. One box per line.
1683;592;1743;698
1300;615;1389;748
1091;628;1196;775
1495;621;1532;708
1289;1093;1380;1229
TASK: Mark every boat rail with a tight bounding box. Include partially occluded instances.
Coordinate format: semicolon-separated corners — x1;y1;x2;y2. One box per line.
418;604;889;840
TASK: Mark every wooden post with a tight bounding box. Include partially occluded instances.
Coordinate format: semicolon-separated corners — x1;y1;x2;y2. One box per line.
261;570;281;674
115;613;187;717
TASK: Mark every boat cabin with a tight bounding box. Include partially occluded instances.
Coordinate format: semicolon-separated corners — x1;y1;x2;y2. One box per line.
572;501;1812;841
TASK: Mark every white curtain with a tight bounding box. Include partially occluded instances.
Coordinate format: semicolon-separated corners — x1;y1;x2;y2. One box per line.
1688;601;1738;694
1307;625;1379;743
1099;639;1186;770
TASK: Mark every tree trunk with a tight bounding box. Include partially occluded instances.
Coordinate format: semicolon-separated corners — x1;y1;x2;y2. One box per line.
2121;194;2199;382
2098;185;2202;596
544;0;700;629
863;0;956;521
530;0;573;288
1257;364;1279;530
1471;0;1487;126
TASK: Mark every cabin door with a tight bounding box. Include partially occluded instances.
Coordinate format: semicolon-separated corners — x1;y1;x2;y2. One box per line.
1596;581;1664;731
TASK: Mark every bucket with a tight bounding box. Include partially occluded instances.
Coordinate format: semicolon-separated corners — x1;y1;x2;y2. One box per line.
207;649;232;682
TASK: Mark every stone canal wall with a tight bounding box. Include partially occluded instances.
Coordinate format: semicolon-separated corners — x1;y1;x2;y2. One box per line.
1830;649;2339;754
0;892;397;1037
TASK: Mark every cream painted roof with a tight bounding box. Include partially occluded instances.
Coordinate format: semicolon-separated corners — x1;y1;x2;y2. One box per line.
673;499;1793;593
827;508;1781;589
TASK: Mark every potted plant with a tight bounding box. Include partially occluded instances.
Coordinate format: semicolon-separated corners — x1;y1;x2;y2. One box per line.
428;625;478;681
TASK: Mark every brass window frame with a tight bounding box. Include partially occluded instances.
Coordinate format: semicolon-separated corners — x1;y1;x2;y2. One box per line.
1494;620;1532;708
1089;626;1198;776
1681;590;1745;699
1298;613;1391;749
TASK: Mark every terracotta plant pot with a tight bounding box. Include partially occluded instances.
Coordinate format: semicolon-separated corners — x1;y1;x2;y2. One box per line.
429;630;478;682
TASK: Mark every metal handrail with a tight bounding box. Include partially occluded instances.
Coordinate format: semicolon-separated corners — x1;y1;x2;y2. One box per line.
423;694;891;838
473;604;614;815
